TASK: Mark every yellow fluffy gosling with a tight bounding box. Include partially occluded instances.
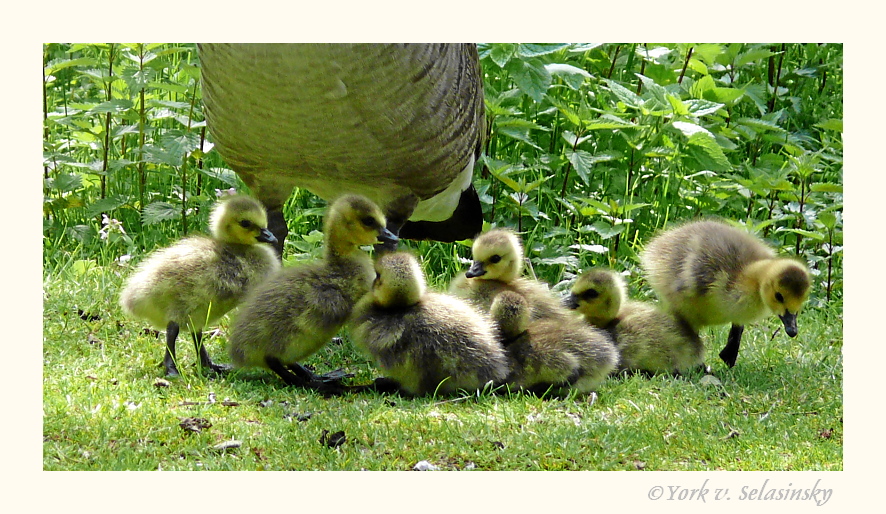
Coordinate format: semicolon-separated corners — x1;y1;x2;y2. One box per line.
228;194;397;392
453;228;618;395
119;194;279;376
568;268;705;375
641;219;811;367
348;252;509;396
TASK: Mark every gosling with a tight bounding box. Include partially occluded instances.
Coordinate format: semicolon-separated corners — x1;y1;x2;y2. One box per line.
641;219;811;367
119;194;279;376
228;194;397;391
452;228;618;395
567;268;705;376
348;252;509;396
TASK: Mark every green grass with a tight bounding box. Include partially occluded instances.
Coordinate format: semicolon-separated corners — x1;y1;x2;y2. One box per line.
42;254;842;471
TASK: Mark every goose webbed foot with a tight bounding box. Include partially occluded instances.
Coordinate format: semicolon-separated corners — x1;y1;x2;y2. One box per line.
194;330;230;375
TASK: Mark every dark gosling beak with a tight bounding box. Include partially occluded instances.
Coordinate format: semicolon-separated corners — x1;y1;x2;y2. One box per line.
464;261;487;278
779;311;799;338
377;227;400;248
564;294;579;310
257;228;278;244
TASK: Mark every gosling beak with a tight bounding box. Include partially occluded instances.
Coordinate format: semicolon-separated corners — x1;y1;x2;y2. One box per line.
564;294;579;310
779;311;799;338
464;261;486;278
257;228;278;244
377;227;399;248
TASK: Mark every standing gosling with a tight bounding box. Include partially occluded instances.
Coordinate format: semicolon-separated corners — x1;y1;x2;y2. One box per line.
119;195;279;376
349;252;509;396
228;194;397;391
567;268;705;375
641;219;811;367
452;228;618;395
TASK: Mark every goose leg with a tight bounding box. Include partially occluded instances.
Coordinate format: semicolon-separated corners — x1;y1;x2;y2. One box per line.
163;321;181;377
719;324;744;367
266;208;288;257
193;330;231;374
266;357;351;396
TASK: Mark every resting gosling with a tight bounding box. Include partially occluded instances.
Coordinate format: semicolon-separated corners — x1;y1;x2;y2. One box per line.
451;228;618;395
640;219;811;367
567;268;705;375
450;228;569;320
228;194;397;390
489;290;617;396
348;252;509;396
119;194;279;376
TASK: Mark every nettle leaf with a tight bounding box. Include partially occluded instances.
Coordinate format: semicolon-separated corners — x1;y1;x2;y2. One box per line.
505;58;552;103
199;167;240;187
684;98;725;116
686;132;732;172
589;220;626;239
44;57;99;75
488;44;517;68
709;87;745;105
160;130;201;157
672;121;714;139
85;195;128;217
736;117;786;133
689;75;716;99
143;144;181;166
142;201;180;225
567;150;618;185
89;99;134;114
545;63;592;90
815;118;843;132
586;114;637;130
811;183;843;193
517;44;570;57
735;48;777;67
603;79;643;109
46;172;83;193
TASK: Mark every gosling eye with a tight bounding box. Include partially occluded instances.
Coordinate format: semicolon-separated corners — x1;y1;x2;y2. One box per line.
238;220;252;229
490;255;502;264
775;292;785;303
361;216;377;228
582;289;600;301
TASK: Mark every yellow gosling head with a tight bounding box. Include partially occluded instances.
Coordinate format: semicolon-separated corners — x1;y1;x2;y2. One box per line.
465;228;523;282
567;268;626;327
326;194;398;250
759;259;812;337
372;252;426;308
210;195;277;246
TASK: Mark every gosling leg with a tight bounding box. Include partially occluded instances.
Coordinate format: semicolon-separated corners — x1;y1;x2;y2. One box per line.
163;321;181;377
193;330;231;374
719;324;744;368
266;357;351;396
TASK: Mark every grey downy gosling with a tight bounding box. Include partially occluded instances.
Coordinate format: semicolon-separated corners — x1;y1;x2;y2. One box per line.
489;290;616;396
348;252;509;396
451;228;618;395
640;219;811;367
119;194;279;376
228;194;397;392
567;268;705;376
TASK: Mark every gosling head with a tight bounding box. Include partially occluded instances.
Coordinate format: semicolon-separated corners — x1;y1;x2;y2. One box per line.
489;290;529;340
567;268;626;327
465;229;523;282
760;259;811;338
326;194;398;250
371;252;426;308
210;195;278;246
